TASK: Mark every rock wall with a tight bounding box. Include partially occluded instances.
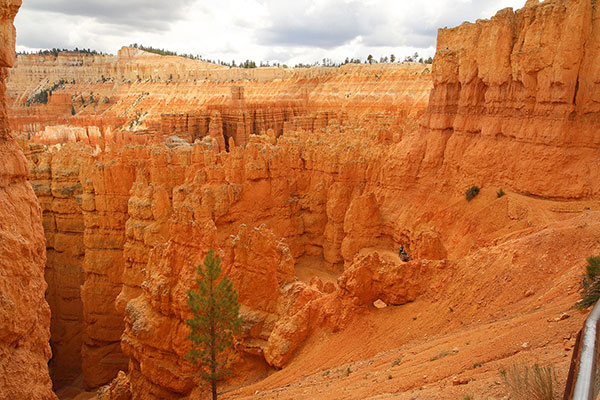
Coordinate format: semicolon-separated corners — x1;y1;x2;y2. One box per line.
26;143;90;388
79;148;137;388
38;114;495;398
17;54;432;392
0;0;55;398
420;0;600;198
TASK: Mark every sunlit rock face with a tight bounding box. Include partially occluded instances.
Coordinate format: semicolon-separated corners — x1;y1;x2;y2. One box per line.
421;0;600;198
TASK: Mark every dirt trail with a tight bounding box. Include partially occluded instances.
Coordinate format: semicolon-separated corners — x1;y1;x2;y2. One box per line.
295;256;340;284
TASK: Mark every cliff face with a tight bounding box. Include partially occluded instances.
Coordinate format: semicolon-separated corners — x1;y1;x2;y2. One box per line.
420;0;600;198
0;0;55;398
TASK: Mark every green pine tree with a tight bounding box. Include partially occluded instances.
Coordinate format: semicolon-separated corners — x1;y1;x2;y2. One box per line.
186;250;243;400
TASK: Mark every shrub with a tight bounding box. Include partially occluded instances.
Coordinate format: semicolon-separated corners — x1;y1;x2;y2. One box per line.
497;188;505;198
465;186;480;201
576;256;600;309
500;363;557;400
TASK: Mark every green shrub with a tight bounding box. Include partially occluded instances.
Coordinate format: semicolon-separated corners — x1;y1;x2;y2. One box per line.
497;188;505;198
500;363;557;400
465;186;480;201
576;256;600;309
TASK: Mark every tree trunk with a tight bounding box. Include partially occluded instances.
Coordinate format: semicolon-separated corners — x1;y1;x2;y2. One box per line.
210;268;217;399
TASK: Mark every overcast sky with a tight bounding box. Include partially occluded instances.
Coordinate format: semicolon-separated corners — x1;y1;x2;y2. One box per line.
15;0;526;65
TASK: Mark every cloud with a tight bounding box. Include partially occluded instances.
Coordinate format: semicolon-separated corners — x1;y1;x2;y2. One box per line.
14;0;526;64
258;1;372;49
24;0;195;31
255;0;524;52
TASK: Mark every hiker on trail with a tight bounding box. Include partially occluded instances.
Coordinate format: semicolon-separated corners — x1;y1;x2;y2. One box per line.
398;245;409;262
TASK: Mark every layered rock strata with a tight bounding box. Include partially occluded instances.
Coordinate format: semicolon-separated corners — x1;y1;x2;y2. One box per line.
7;57;432;145
92;0;600;397
0;0;55;398
420;0;600;198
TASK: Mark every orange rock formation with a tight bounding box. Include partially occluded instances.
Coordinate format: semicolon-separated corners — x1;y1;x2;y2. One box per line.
420;0;600;198
0;0;55;398
26;143;90;387
7;50;431;149
9;0;600;399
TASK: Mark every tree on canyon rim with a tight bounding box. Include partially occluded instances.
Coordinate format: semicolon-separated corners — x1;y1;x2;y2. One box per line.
186;249;243;400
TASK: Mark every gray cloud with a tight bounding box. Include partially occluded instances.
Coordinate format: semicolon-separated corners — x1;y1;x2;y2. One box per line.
15;0;525;64
24;0;195;31
16;17;71;49
258;1;373;49
259;0;524;51
261;25;363;48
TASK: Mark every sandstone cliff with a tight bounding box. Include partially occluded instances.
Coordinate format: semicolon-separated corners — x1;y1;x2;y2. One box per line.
26;143;90;388
7;55;432;148
0;0;55;398
420;0;600;198
93;1;600;397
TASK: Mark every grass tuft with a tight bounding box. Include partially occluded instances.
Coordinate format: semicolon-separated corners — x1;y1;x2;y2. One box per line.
500;363;557;400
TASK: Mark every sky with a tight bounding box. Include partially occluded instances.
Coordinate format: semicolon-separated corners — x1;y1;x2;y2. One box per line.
15;0;526;66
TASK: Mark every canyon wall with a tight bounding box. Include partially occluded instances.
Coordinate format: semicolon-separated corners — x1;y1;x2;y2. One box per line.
419;0;600;198
0;0;55;398
26;143;89;387
15;51;432;392
7;54;431;145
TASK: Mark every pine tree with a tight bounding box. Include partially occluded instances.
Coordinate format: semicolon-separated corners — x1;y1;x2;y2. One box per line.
186;250;243;400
